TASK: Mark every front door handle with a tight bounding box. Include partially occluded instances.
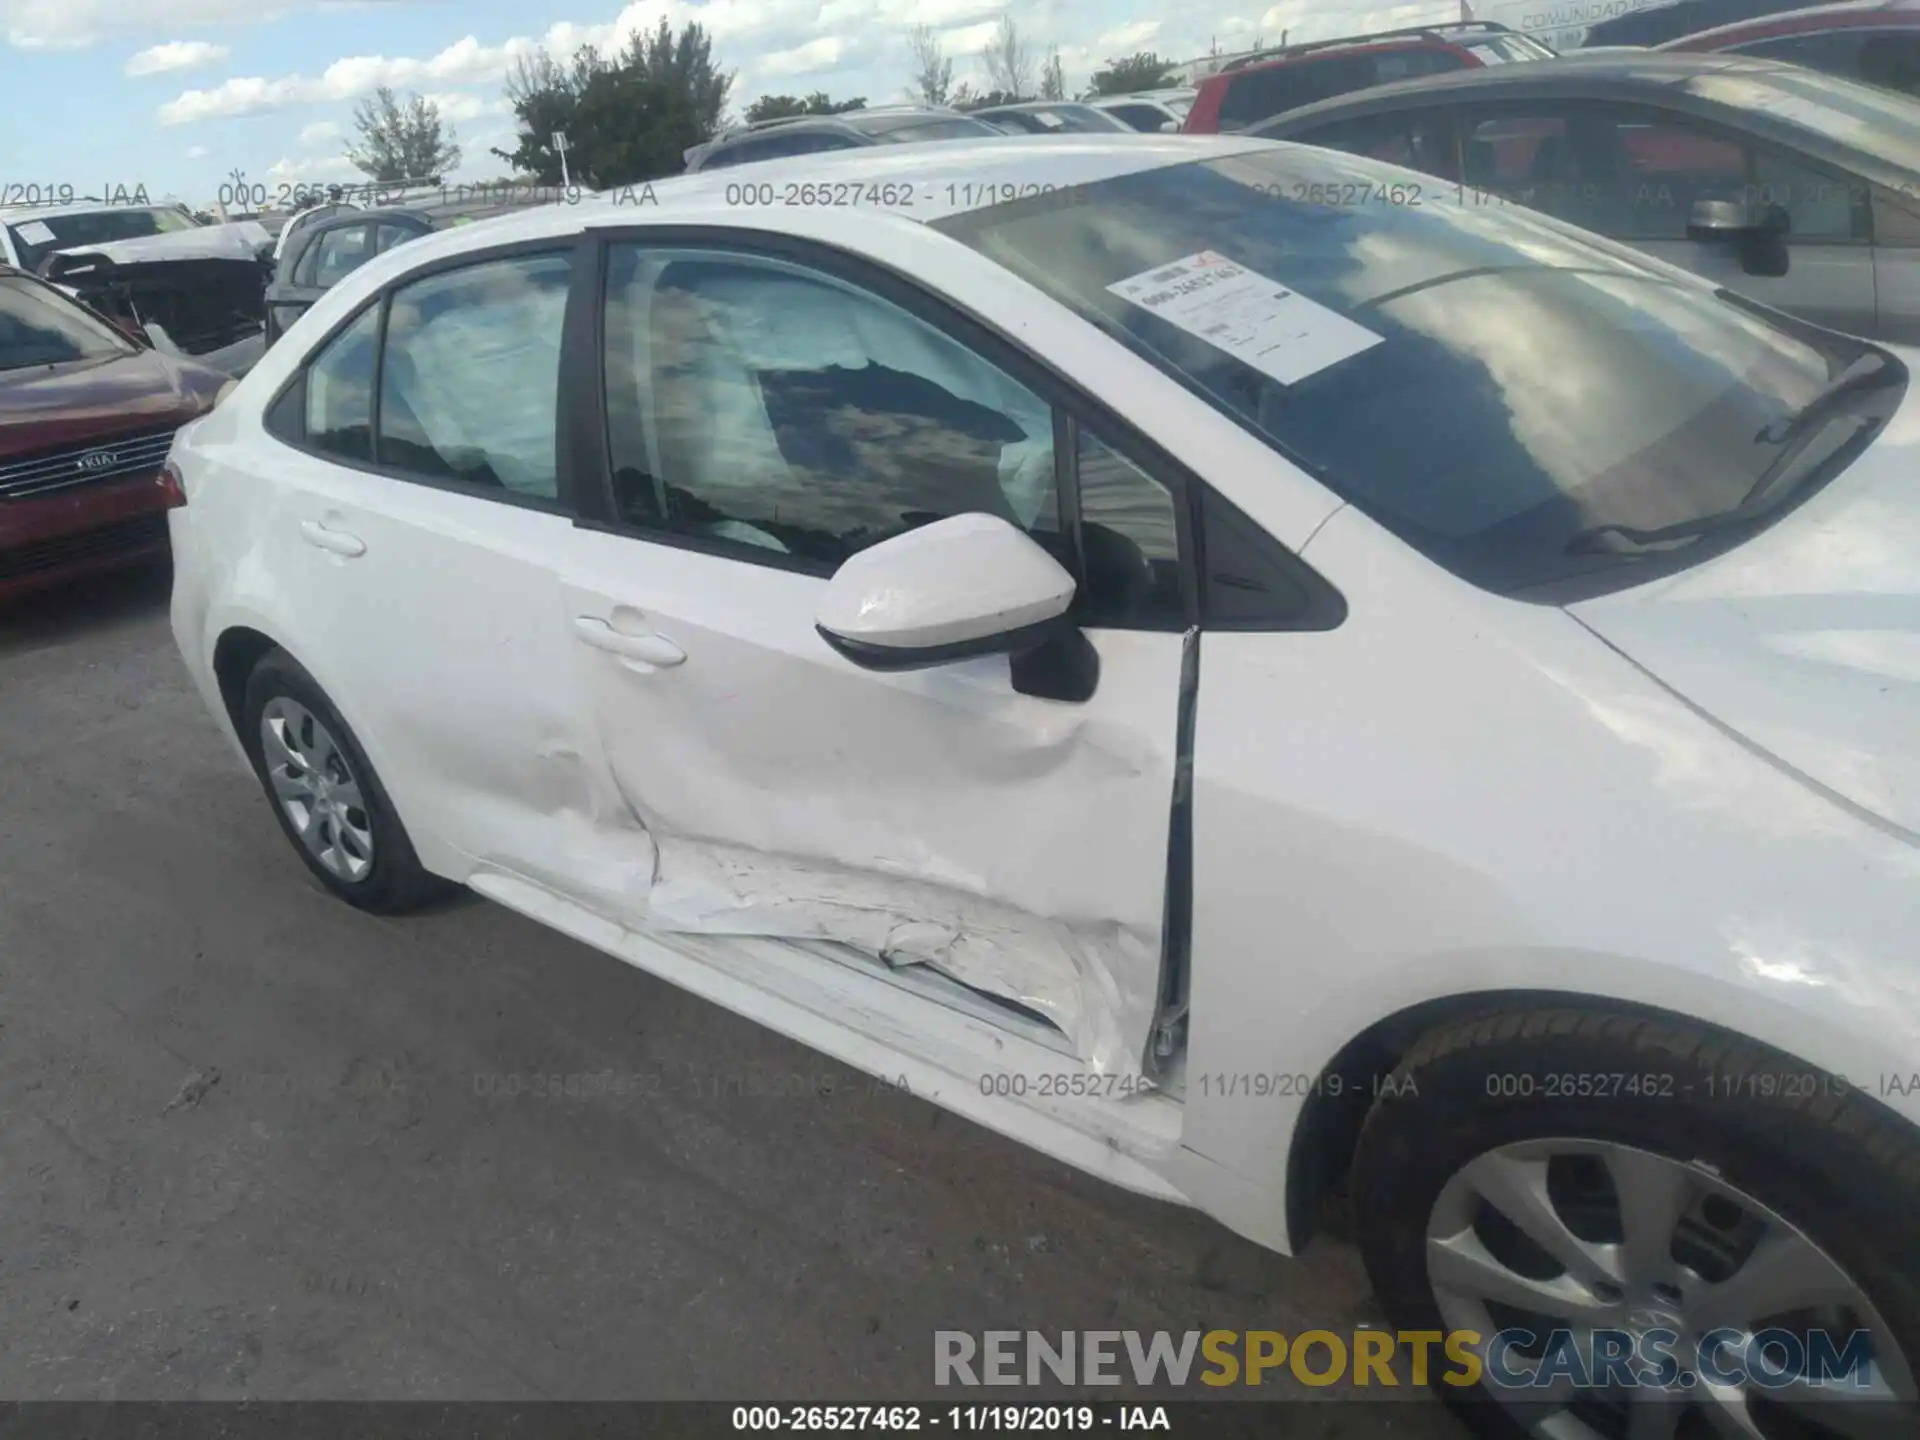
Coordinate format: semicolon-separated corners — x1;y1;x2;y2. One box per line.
572;616;686;667
300;519;365;557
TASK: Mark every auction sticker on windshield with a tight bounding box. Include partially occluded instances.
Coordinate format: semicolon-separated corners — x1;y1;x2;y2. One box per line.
1108;251;1383;386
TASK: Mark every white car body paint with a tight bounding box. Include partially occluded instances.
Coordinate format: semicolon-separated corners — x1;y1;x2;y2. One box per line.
170;137;1920;1259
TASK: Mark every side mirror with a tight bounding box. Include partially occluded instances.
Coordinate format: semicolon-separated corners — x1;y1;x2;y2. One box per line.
816;513;1098;700
1687;197;1790;277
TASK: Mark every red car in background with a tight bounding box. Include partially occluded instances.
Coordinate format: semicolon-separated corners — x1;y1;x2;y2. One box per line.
1660;0;1920;95
1183;21;1554;134
0;266;223;602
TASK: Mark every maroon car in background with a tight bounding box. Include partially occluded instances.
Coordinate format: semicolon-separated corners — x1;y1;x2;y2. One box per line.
0;265;223;603
1660;0;1920;95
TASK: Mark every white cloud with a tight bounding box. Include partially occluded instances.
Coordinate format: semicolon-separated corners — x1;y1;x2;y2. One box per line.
299;119;341;146
4;0;404;51
125;38;228;74
1092;20;1161;54
752;36;845;79
185;144;209;158
424;89;509;122
261;152;359;185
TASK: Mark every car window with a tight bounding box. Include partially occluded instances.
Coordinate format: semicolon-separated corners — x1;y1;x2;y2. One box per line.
600;243;1184;621
310;225;377;289
304;303;381;463
375;222;421;253
601;243;1064;571
934;149;1892;597
721;131;861;166
376;251;573;498
1296;110;1460;181
1733;29;1870;76
1859;30;1920;96
0;275;133;370
1219;56;1372;130
1371;48;1471;84
1454;103;1860;241
1107;103;1173;131
1075;427;1184;627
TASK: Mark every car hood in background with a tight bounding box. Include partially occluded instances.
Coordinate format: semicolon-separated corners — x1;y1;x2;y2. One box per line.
51;221;275;267
1570;361;1920;841
0;349;221;458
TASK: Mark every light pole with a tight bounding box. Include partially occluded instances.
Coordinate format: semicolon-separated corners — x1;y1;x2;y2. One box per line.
552;132;572;188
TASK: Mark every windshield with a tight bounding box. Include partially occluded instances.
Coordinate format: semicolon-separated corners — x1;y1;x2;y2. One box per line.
0;275;134;371
934;147;1899;595
1464;33;1557;63
1689;66;1920;173
6;205;201;272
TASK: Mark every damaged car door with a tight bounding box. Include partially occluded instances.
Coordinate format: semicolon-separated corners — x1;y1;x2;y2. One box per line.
556;240;1190;1077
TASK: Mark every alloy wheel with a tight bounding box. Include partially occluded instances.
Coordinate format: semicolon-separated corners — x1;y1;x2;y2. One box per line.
1425;1137;1916;1438
259;696;375;883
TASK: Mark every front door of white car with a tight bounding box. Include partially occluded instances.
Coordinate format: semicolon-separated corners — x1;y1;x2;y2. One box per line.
553;240;1192;1074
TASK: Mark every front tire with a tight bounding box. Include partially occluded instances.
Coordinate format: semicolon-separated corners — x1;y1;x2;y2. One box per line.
1351;1007;1920;1439
240;649;447;914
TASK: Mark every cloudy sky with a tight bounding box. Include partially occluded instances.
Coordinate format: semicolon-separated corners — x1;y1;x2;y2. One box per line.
0;0;1466;203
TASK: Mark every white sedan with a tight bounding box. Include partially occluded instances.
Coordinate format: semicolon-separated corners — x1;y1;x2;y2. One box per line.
167;136;1920;1434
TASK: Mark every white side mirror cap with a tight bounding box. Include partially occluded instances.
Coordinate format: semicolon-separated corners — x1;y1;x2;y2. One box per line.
816;512;1075;666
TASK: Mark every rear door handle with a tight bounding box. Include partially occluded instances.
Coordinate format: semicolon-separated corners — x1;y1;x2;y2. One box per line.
299;519;365;557
572;616;686;667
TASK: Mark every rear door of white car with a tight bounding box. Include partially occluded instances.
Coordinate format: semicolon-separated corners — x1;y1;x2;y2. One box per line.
549;232;1196;1073
255;237;607;885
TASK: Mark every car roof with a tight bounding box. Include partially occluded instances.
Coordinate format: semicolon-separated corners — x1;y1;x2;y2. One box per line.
1253;49;1813;127
1665;0;1920;44
1217;21;1523;76
358;136;1267;268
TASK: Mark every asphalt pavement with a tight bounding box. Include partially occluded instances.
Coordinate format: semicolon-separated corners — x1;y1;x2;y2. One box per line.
0;564;1462;1433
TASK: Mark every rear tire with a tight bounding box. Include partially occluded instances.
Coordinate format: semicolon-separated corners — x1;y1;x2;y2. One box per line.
1351;1007;1920;1438
240;649;448;914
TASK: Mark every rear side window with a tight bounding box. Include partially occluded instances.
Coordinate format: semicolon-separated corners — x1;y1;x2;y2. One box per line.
1106;102;1175;131
303;303;380;462
377;251;573;498
308;225;376;289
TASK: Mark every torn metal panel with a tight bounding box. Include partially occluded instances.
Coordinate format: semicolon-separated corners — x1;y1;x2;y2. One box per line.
640;835;1164;1078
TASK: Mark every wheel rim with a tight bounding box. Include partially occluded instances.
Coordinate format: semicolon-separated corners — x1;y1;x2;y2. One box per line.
1425;1137;1917;1439
259;697;374;883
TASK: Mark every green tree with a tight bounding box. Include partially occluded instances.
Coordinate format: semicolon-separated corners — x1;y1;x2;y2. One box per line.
493;20;732;185
744;92;866;122
1087;52;1179;95
347;87;461;183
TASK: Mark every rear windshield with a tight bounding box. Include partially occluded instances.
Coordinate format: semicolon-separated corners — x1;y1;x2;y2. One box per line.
935;147;1899;597
6;206;201;272
0;275;134;371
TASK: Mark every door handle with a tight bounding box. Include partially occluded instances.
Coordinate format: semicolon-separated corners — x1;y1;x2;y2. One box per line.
300;519;366;557
572;616;686;667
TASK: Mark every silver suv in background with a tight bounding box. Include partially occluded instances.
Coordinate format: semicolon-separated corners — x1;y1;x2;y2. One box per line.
684;106;1004;171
